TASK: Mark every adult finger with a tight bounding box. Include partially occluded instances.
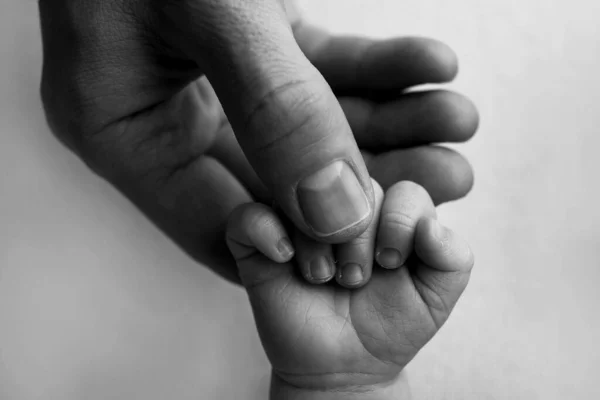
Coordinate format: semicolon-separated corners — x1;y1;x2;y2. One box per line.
166;1;375;242
209;91;478;202
339;91;479;150
212;136;474;209
294;24;458;91
365;146;474;205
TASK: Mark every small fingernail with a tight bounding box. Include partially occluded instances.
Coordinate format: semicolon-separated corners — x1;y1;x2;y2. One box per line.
376;248;404;269
277;237;295;259
297;161;370;237
338;263;364;287
309;257;334;283
431;219;446;241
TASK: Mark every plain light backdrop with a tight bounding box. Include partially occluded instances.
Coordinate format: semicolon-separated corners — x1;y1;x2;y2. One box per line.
1;1;599;399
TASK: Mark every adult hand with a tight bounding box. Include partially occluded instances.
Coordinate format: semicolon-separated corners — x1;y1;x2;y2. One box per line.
39;0;478;284
226;180;474;399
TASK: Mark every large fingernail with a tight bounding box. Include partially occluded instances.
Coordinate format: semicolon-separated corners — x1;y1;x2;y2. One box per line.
297;161;370;237
338;263;364;287
309;257;334;283
376;248;404;269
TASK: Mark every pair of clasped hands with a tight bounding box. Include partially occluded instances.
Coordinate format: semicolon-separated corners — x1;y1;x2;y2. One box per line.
40;1;477;398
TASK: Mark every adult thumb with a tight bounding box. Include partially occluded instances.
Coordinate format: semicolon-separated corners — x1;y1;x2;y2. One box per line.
168;0;374;243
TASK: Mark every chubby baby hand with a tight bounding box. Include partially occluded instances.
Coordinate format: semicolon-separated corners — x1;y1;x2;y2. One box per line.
226;180;474;398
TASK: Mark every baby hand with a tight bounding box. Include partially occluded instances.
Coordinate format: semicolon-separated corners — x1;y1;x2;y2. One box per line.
226;180;474;399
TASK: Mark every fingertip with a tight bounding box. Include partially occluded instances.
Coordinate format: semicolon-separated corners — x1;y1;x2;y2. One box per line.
375;181;435;269
452;158;474;202
293;230;336;285
375;248;404;270
416;217;445;251
385;180;435;212
416;217;451;255
307;256;336;284
427;39;459;82
429;149;475;205
404;38;458;83
427;91;480;143
367;147;475;206
375;36;460;86
277;237;296;262
336;263;367;289
415;218;474;273
334;177;383;289
226;203;294;264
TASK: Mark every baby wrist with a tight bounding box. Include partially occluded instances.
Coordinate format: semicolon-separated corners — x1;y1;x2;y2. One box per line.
270;372;411;400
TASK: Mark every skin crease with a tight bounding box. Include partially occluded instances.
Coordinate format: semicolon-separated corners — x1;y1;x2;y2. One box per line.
38;0;479;285
227;180;475;398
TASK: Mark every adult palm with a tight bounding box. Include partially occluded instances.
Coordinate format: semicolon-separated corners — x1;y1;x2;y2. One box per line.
39;0;477;284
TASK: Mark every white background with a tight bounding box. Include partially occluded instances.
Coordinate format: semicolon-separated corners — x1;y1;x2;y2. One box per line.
1;0;599;399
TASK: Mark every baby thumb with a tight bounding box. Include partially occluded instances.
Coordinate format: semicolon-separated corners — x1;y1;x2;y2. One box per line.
412;218;474;328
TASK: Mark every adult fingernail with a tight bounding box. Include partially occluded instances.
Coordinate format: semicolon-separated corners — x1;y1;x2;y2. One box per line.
338;263;364;287
277;237;295;260
297;161;370;237
309;257;334;283
376;248;404;269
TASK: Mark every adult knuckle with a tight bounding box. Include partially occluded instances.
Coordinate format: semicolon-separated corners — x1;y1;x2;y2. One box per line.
242;77;327;153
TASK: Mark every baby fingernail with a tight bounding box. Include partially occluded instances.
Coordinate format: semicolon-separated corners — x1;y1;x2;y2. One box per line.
338;263;364;287
431;219;446;239
297;161;371;237
431;219;451;250
277;237;295;259
309;257;334;283
376;248;404;269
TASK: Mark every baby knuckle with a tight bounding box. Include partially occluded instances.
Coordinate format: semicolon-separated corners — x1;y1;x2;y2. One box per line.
381;210;416;231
